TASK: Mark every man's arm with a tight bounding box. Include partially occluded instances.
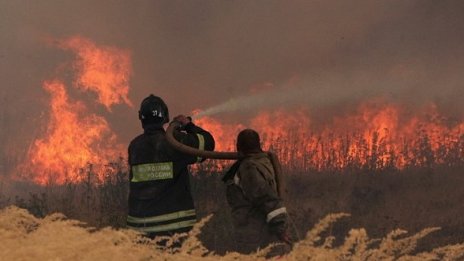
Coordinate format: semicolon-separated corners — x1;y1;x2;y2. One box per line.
171;115;215;164
239;162;287;230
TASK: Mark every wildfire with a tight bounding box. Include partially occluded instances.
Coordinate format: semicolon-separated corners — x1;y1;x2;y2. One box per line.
17;35;464;184
194;101;464;172
56;36;133;109
18;36;131;185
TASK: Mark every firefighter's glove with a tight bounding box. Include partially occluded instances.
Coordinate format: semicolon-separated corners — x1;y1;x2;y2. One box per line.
278;230;293;245
269;213;288;237
172;115;191;129
269;217;292;245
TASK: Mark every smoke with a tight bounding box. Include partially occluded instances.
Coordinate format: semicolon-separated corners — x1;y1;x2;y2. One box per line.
2;0;464;177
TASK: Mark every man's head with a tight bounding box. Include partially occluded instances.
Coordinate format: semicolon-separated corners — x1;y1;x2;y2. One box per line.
138;94;169;126
236;129;262;154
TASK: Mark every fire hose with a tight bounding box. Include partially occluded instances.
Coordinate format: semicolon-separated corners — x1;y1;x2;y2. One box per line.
166;120;299;240
165;120;286;198
165;121;239;160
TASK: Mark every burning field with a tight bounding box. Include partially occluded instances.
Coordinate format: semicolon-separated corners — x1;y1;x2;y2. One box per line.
0;35;463;260
194;102;464;172
15;36;132;185
12;35;464;182
2;1;464;259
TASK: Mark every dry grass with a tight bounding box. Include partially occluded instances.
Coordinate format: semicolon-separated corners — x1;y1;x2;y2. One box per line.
1;137;463;259
2;205;464;260
2;165;464;257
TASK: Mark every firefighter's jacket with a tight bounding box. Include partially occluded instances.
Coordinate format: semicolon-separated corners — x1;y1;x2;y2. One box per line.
127;122;214;236
224;152;287;232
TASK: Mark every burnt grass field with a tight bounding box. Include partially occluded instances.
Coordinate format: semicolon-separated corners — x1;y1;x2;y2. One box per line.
1;162;464;255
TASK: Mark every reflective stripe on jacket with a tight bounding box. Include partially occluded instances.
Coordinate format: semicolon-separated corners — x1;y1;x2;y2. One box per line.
225;153;286;226
127;209;197;233
127;122;214;236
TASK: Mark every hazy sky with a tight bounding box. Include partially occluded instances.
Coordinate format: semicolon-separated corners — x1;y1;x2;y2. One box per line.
1;0;464;171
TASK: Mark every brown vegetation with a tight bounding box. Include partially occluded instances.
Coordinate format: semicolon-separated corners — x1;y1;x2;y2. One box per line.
1;163;464;259
2;204;464;260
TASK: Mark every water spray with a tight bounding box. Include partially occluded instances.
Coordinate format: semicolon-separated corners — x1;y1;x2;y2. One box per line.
192;78;391;119
192;93;279;119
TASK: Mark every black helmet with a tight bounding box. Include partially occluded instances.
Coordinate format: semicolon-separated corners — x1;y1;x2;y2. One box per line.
138;94;169;125
237;129;262;153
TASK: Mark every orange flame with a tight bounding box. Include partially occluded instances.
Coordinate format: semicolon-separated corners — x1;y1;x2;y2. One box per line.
56;36;133;109
194;101;464;172
18;36;130;185
17;35;464;183
20;81;122;185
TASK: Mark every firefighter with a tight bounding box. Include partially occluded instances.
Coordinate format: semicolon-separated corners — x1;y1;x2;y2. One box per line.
223;129;291;255
127;94;215;239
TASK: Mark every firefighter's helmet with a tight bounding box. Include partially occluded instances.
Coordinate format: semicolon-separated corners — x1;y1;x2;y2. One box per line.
237;129;262;153
138;94;169;124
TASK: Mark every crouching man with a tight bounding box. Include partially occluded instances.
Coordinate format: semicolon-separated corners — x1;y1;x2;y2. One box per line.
223;129;291;256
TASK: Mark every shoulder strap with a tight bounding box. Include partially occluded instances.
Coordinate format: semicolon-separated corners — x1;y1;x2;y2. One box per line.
252;157;279;195
222;160;242;183
267;152;286;200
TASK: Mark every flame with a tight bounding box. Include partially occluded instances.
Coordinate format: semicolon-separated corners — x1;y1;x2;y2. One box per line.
194;116;245;152
194;101;464;171
16;35;464;184
56;36;133;110
20;81;122;184
18;36;130;185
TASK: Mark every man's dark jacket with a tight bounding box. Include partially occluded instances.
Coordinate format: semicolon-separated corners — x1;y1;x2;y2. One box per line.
224;152;288;253
127;122;214;237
